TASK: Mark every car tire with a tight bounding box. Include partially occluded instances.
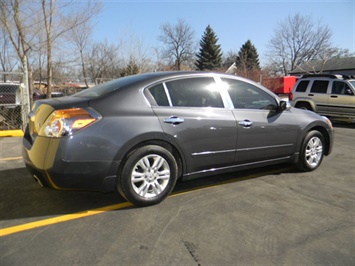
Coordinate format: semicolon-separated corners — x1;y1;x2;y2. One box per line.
297;130;325;172
296;102;312;111
117;145;178;207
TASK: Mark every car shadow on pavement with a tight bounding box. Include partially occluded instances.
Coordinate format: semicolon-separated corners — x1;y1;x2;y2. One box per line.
0;168;125;221
332;121;355;128
0;163;295;222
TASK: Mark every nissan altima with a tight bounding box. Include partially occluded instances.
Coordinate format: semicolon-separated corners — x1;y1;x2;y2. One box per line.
22;71;334;206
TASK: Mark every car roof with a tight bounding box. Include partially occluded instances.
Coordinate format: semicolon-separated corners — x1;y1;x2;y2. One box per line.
300;74;355;80
73;71;252;99
120;71;234;83
119;71;261;89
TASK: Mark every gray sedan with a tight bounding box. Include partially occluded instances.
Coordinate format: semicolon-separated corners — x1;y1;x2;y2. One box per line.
22;71;334;206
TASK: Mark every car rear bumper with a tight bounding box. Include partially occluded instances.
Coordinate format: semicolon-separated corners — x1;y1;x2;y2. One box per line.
22;135;118;192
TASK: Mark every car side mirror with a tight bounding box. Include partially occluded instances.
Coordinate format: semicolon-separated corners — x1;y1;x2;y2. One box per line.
278;100;287;112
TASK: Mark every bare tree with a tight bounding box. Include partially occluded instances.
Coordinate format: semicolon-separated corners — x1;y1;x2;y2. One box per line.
31;19;47;90
266;13;333;75
0;24;17;76
0;0;39;110
223;50;238;68
66;19;93;87
118;31;153;74
40;0;102;97
1;0;101;104
86;41;120;82
158;19;196;70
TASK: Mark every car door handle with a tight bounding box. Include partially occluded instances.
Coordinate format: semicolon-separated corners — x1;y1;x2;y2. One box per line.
239;120;253;127
308;94;314;96
330;95;338;98
163;116;184;125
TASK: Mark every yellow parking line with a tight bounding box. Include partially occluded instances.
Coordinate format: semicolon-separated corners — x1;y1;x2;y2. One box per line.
0;188;215;238
0;156;23;161
0;130;24;137
0;166;291;237
0;189;208;238
0;202;132;237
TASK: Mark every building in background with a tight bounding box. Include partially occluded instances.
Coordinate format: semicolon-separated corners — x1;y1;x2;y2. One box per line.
290;57;355;76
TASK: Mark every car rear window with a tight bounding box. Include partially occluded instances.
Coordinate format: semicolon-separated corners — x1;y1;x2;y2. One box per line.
73;75;148;98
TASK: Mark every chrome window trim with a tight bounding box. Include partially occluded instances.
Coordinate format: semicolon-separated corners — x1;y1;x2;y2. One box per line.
162;82;173;107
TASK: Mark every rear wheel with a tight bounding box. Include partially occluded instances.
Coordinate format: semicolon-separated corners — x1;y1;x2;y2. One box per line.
117;145;178;207
297;130;325;171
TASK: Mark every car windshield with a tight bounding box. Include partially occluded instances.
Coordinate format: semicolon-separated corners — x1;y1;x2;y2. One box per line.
73;75;147;98
349;80;355;89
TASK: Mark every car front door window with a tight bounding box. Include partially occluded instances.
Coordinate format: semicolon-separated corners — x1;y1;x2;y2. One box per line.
224;79;277;110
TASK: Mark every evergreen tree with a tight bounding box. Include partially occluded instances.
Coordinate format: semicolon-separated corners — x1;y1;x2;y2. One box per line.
235;40;260;71
121;59;139;77
195;25;223;70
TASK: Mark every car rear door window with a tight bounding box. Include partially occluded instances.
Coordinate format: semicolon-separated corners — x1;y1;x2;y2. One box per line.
295;80;309;92
165;77;224;108
310;80;329;93
146;83;170;106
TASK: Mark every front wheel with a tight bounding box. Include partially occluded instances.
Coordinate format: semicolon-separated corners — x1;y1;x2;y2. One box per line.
117;145;178;207
296;102;312;111
297;130;325;171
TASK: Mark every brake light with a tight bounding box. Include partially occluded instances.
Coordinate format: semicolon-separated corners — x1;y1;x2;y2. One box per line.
39;108;100;137
288;92;293;101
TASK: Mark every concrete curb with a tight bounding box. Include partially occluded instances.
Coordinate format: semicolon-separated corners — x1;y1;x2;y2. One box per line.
0;130;24;137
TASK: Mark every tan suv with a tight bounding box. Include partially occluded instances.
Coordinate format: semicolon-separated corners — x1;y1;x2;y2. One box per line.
289;74;355;121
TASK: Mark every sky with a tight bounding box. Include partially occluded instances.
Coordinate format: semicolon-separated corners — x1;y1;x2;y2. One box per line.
92;0;355;66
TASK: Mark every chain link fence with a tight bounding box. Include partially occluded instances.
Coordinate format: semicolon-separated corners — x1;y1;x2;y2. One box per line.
0;72;108;131
0;72;29;131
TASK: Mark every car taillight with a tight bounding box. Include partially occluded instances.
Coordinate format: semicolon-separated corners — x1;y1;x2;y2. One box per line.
39;108;100;137
288;92;293;101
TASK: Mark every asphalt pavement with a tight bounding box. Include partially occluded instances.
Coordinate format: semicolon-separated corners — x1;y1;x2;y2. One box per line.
0;123;354;266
